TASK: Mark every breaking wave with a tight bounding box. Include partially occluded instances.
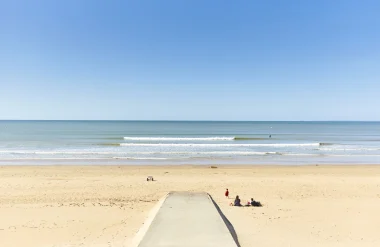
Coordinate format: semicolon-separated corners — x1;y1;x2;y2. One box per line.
123;136;235;141
123;136;272;141
319;142;335;146
112;157;169;160
119;143;321;147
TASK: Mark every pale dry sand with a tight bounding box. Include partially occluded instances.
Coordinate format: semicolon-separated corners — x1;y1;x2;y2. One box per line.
1;165;380;247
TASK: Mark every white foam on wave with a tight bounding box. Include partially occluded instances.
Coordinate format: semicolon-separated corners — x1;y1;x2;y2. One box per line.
282;153;318;156
0;157;110;160
319;147;380;151
0;150;283;156
123;137;235;141
0;151;119;155
112;157;169;160
119;143;320;147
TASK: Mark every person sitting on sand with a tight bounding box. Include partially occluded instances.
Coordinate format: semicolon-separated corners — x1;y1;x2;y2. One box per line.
250;198;262;207
234;195;242;206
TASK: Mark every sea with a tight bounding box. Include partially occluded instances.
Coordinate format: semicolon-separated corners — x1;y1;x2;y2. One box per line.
0;121;380;165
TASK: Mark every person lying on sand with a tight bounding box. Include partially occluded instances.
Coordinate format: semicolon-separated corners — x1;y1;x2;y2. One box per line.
250;198;262;207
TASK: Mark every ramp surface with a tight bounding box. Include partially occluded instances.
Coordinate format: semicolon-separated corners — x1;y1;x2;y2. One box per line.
137;192;238;247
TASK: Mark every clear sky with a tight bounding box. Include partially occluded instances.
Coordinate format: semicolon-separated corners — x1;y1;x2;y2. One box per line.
1;0;379;120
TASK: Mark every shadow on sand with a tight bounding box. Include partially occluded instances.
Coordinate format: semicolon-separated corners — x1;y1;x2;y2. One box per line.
208;195;241;247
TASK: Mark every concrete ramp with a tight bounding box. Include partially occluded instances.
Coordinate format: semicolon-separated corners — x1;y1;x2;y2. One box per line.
134;192;238;247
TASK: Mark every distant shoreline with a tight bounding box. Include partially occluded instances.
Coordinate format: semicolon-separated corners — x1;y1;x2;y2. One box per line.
1;120;380;122
1;163;380;168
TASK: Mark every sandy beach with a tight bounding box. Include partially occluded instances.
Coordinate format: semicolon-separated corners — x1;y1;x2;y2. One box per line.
1;165;380;247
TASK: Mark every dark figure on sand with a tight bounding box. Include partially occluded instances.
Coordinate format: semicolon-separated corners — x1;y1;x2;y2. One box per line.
234;195;242;206
250;198;262;207
225;189;229;198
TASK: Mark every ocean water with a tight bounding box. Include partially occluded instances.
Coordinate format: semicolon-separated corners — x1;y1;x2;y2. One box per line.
0;121;380;165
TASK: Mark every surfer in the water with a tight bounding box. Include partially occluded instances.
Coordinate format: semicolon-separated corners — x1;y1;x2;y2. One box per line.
269;135;271;138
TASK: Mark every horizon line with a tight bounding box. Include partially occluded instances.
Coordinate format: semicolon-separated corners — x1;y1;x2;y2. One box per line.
1;119;380;122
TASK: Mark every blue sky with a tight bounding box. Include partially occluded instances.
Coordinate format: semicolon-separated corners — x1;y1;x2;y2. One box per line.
1;0;379;120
